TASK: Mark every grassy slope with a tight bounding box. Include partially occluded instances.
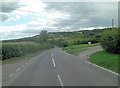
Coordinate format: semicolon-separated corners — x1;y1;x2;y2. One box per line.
2;49;47;64
89;50;119;73
62;43;99;55
62;43;100;50
67;48;89;54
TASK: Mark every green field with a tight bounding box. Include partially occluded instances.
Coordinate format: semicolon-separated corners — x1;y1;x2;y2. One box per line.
89;50;119;73
62;43;100;50
67;48;89;54
2;49;47;64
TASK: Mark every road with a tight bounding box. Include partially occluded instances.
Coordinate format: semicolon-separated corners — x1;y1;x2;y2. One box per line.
76;46;103;61
2;47;118;87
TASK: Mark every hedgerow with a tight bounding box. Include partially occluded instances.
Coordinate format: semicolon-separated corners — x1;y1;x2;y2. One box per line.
100;29;120;54
2;43;53;60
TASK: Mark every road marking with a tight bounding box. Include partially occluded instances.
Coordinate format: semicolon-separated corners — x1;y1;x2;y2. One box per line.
51;53;53;57
58;75;64;87
86;61;119;75
60;48;62;52
9;73;14;78
16;68;20;72
64;51;73;56
52;59;56;67
26;62;28;64
22;65;24;67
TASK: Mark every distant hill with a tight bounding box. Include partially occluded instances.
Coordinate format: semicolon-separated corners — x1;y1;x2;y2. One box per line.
2;28;114;43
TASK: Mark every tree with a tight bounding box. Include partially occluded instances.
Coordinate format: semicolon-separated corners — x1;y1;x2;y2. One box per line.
100;29;120;54
39;30;49;44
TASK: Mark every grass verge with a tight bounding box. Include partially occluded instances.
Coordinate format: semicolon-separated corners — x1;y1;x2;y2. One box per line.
2;49;47;64
89;50;119;73
62;43;100;50
67;48;89;54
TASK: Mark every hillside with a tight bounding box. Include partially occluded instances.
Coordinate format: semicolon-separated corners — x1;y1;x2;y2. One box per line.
2;28;114;44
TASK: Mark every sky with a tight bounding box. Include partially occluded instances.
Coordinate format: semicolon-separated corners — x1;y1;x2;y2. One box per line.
0;0;118;40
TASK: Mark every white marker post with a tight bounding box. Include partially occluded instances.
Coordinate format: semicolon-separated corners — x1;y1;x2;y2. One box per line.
88;42;91;44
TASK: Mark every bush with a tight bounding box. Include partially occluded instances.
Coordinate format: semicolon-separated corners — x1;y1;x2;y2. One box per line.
100;29;120;54
2;43;54;60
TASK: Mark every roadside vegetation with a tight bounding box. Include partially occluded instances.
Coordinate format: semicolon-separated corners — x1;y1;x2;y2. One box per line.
67;48;89;54
100;28;120;54
89;50;119;73
89;28;119;73
2;49;47;64
2;30;54;62
62;43;100;55
2;43;53;60
62;43;100;50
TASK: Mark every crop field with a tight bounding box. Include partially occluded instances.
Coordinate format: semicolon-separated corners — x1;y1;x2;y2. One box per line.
1;42;37;45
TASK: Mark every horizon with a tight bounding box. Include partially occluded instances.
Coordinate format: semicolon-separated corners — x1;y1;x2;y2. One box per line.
1;27;114;41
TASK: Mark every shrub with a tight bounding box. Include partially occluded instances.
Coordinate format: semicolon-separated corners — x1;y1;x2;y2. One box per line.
2;43;54;60
100;29;120;54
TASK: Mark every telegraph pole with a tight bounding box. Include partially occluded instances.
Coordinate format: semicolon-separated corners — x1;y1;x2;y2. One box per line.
112;18;114;29
118;1;120;28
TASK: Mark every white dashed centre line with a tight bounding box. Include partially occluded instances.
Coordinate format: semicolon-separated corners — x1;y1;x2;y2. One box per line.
9;74;14;78
58;75;64;87
22;65;24;67
52;58;56;67
16;68;20;72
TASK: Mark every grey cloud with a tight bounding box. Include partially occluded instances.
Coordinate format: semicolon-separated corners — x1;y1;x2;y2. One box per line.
0;13;9;23
45;2;118;31
0;0;20;22
0;0;19;13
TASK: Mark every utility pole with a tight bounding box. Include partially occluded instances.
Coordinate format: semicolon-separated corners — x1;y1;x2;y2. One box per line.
112;18;114;29
118;1;120;28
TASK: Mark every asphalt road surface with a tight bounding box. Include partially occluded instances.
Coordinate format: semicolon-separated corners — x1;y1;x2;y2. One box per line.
2;46;118;86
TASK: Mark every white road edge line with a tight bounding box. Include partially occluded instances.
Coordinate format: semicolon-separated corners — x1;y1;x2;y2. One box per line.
52;59;56;67
22;65;24;67
16;68;20;72
9;73;14;78
64;51;72;56
86;61;119;75
26;62;28;64
58;75;64;87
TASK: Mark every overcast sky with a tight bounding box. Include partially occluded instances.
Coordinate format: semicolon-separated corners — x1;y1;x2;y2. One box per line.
0;0;118;40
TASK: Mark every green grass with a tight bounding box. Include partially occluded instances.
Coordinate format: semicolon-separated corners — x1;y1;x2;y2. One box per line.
89;50;119;73
62;43;100;50
67;48;89;54
2;49;47;64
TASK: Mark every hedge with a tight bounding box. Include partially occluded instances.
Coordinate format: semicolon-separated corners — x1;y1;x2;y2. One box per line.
2;43;53;60
100;29;120;54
